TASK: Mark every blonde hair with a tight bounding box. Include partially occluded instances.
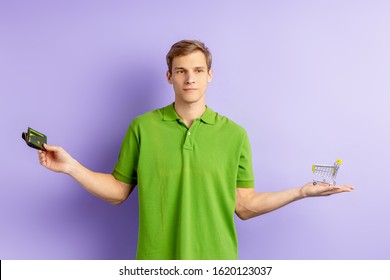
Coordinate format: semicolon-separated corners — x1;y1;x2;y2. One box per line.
166;40;212;73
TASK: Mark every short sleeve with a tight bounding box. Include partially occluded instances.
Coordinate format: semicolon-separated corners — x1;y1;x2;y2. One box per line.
112;123;139;185
236;132;255;188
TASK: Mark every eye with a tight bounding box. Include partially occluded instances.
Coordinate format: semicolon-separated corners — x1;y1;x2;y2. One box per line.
195;69;204;73
176;70;184;74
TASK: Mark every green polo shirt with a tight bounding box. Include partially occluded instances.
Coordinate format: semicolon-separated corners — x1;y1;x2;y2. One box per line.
112;103;254;260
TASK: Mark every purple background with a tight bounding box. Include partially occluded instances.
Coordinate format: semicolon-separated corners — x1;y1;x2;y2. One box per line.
1;0;389;259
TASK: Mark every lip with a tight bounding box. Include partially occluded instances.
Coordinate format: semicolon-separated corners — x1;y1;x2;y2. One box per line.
183;88;197;91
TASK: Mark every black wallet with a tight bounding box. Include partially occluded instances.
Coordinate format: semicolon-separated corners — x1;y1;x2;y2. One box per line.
22;127;47;150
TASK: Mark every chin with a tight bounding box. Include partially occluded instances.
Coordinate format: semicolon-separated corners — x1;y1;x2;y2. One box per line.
176;95;204;104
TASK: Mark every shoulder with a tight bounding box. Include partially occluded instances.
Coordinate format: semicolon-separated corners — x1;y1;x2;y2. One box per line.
130;106;165;128
211;108;248;136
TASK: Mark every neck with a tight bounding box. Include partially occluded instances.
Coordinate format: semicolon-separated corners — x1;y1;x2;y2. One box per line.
174;100;206;127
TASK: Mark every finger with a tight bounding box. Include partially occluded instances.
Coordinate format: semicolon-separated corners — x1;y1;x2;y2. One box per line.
340;185;355;191
43;143;61;152
315;183;353;191
313;183;337;192
38;150;47;165
323;186;354;195
334;184;355;191
315;182;333;188
327;186;353;193
39;153;46;164
38;150;44;160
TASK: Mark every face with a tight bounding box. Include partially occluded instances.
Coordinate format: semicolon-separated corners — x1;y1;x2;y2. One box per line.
167;51;212;105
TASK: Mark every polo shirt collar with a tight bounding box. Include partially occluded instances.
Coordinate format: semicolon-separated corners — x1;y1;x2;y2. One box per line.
163;103;216;125
200;105;216;125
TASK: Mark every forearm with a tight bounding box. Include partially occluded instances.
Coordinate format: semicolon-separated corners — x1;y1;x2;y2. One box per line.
236;187;304;220
236;181;354;220
67;159;131;205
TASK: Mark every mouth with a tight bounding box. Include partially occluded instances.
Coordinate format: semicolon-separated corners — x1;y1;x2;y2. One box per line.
183;88;197;92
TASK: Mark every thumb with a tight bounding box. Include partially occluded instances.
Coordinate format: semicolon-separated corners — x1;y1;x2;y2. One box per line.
43;143;61;152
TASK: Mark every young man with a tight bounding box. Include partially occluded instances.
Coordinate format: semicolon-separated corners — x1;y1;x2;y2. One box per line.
38;40;353;260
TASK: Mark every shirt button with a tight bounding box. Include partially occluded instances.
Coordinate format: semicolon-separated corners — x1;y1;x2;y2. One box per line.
188;132;191;136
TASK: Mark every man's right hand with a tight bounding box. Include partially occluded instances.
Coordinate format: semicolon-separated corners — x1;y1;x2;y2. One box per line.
38;143;133;205
38;144;76;174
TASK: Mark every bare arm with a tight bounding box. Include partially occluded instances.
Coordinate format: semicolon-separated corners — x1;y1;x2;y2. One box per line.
235;182;354;220
38;144;134;205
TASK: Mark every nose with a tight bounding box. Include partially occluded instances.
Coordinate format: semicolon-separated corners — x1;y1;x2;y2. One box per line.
185;73;195;84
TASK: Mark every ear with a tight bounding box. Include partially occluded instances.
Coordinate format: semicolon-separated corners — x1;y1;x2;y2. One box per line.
166;71;173;84
207;69;213;83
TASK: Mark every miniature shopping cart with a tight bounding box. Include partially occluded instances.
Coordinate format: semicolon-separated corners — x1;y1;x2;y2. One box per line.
312;159;342;185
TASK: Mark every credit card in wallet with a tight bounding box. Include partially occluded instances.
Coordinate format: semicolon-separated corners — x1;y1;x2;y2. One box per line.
22;127;47;150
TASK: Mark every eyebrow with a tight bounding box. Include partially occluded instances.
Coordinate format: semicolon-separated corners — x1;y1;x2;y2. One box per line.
173;66;207;71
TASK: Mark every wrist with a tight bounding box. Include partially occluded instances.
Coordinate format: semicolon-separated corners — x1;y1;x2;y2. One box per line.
298;185;307;199
66;158;81;177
